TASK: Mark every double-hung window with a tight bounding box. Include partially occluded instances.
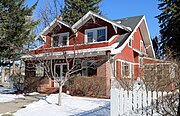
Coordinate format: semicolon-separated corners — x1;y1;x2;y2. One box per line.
87;31;94;43
122;62;130;78
52;32;69;47
97;29;106;42
121;62;133;78
85;27;107;43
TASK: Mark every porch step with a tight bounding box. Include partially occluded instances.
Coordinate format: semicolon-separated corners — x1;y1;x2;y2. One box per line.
38;87;59;94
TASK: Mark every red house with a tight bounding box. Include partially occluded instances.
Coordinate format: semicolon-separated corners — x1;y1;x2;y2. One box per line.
23;11;157;96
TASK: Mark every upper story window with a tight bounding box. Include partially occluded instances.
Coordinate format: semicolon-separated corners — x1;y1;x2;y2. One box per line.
52;32;69;47
128;38;132;47
85;27;107;44
140;40;143;53
128;35;133;48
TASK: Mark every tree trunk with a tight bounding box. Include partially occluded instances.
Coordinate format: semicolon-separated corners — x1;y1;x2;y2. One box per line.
9;60;14;76
1;66;5;83
58;84;62;106
1;58;6;83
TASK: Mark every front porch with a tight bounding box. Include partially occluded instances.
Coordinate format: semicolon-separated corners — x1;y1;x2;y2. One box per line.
24;54;111;97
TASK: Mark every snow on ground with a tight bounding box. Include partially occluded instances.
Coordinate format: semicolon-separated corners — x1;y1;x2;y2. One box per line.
0;94;25;103
14;93;110;116
25;92;40;96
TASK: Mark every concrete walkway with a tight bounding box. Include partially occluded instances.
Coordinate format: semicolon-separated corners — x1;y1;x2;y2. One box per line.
0;94;47;114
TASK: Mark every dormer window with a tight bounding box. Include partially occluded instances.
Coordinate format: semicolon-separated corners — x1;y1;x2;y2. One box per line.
85;27;107;43
97;29;106;42
52;32;69;47
87;32;94;43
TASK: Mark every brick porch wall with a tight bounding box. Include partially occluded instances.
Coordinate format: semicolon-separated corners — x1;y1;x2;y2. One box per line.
97;61;111;97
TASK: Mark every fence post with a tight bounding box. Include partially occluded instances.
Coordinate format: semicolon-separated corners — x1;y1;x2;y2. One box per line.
143;91;148;114
147;91;152;116
119;88;124;115
129;91;133;113
152;91;157;114
124;90;128;113
133;90;138;112
111;88;119;116
138;90;143;114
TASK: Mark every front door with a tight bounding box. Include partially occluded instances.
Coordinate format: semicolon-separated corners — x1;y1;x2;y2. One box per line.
54;63;68;87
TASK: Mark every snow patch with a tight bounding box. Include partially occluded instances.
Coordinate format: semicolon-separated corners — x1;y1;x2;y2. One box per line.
14;93;110;116
0;94;25;103
26;92;40;96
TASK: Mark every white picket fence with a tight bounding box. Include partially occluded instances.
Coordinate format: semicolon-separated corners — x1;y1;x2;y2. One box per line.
110;88;172;116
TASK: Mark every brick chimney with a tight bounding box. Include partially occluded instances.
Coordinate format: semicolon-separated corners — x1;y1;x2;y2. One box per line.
56;16;63;21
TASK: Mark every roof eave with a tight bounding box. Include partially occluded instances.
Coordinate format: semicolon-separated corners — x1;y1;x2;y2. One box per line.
72;11;131;32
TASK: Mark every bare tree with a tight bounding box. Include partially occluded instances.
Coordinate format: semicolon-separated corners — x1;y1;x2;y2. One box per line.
23;36;107;105
110;52;180;115
37;0;63;32
142;54;180;115
21;1;109;106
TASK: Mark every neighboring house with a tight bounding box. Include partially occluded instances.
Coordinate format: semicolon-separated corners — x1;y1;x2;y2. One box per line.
22;11;158;96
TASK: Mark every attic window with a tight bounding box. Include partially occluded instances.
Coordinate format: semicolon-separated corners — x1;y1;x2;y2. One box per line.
85;27;107;43
52;32;69;47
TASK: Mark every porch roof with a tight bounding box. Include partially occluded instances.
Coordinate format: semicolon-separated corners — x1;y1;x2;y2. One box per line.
21;43;119;59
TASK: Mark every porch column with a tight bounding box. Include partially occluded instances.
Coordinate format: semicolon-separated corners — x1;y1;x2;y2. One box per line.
97;61;111;97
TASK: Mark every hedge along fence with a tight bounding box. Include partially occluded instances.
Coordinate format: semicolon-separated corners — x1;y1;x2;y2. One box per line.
68;76;106;98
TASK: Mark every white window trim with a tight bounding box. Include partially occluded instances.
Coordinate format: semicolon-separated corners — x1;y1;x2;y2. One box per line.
132;35;134;40
140;40;143;53
51;32;69;47
128;38;132;48
139;56;144;68
121;61;133;78
85;26;107;44
54;63;69;79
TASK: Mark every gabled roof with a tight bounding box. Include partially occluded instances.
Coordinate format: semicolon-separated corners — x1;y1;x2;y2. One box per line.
112;15;155;58
72;11;131;32
35;19;72;41
114;16;144;48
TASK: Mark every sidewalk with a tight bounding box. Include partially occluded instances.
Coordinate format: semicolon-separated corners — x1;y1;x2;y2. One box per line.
0;94;47;114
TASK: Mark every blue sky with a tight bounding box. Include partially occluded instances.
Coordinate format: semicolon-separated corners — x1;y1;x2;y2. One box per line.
26;0;161;38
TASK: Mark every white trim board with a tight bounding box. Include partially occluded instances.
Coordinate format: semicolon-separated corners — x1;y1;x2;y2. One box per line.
72;11;131;32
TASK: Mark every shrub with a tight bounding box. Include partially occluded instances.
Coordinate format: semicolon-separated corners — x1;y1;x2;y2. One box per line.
69;76;106;97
